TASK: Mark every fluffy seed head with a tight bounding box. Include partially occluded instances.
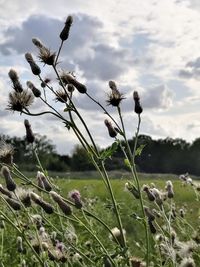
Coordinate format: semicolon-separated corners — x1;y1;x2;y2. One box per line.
107;81;125;107
165;180;174;198
109;227;126;247
0;141;14;164
55;89;68;103
7;91;34;112
8;69;23;93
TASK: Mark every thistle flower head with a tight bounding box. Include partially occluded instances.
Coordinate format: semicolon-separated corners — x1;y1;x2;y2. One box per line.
24;119;35;143
27;81;41;97
8;69;23;93
50;191;72;215
1;166;16;191
142;184;156;201
30;192;54;214
32;38;44;49
5;197;21;210
25;53;41;75
7;90;34;112
60;15;73;41
37;171;52;192
41;78;51;88
133;91;143;114
109;227;126;247
165;180;174;198
68;190;82;209
15;188;32;207
38;47;56;66
107;81;125;107
104;119;118;138
0;140;14;164
55;89;68;103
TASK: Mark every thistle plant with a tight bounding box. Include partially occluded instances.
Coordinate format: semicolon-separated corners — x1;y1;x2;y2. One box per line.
0;15;199;267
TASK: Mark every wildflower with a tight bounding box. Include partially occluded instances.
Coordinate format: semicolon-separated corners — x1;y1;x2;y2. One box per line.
55;89;68;103
24;119;35;143
5;197;21;210
41;78;51;88
133;91;143;114
179;257;196;267
109;227;126;247
107;81;125;107
0;184;12;198
68;190;83;209
0;141;14;164
7;90;34;112
25;53;41;75
8;69;23;93
125;182;140;199
30;192;54;214
151;188;163;207
37;171;52;192
50;191;72;215
143;184;156;201
32;38;56;65
104;119;118;138
27;81;41;97
1;166;16;191
60;72;87;94
17;236;24;253
60;15;73;41
165;180;174;198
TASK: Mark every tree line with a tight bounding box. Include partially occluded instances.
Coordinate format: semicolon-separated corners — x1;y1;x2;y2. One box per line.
1;134;200;175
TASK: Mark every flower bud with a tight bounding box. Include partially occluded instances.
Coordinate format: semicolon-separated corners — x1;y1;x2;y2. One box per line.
165;180;174;198
30;192;54;214
50;191;72;215
125;182;140;199
68;190;82;209
1;166;16;191
27;81;41;97
133;91;143;114
24;119;35;143
60;15;73;41
104;119;117;138
143;185;156;201
25;53;41;75
8;69;23;93
37;172;52;192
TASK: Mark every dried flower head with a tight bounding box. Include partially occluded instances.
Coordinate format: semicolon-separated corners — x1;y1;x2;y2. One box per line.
144;206;155;222
107;81;125;106
104;119;118;138
50;191;72;215
32;38;44;49
165;180;174;198
60;72;87;94
38;47;56;66
179;257;196;267
27;81;41;97
25;53;41;75
24;119;35;143
37;172;52;192
7;90;34;112
8;69;23;93
15;188;32;207
143;184;156;201
109;227;126;247
55;89;68;103
0;141;14;164
60;15;73;41
133;91;143;114
68;190;82;209
30;192;54;214
1;166;16;191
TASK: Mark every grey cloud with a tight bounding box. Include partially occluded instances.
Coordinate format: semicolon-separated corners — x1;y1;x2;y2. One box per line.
179;57;200;80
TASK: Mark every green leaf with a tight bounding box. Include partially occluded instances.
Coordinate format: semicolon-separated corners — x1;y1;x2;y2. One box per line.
99;141;119;161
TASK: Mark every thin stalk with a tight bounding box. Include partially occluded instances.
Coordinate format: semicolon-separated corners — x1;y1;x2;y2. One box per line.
55;40;64;65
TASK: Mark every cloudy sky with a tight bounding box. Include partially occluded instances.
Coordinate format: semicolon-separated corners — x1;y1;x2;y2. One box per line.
1;0;200;154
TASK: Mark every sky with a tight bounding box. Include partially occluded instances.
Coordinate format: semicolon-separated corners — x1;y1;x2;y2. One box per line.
0;0;200;154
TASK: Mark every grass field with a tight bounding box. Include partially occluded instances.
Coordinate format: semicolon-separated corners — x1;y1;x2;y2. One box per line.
0;173;200;266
